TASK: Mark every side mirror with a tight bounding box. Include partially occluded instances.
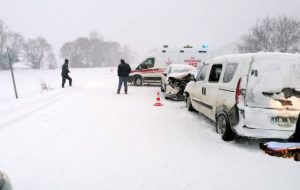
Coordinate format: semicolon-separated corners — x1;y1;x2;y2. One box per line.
162;72;167;77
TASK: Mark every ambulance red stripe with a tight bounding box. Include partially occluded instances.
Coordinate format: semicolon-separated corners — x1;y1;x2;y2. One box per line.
130;68;165;74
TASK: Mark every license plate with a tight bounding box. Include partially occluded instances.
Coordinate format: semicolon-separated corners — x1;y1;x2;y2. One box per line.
271;116;296;126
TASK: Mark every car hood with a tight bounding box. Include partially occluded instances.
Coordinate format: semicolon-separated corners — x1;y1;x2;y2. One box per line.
167;71;196;79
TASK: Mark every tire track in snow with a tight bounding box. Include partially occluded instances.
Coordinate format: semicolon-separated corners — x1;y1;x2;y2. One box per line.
0;89;77;129
0;73;115;130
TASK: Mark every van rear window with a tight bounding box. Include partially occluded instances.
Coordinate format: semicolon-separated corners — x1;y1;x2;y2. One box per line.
223;63;238;83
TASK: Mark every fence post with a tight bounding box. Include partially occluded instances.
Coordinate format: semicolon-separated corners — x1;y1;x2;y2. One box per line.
6;46;18;99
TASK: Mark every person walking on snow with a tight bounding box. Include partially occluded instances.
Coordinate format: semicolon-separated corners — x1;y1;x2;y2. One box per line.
61;59;72;88
117;59;131;94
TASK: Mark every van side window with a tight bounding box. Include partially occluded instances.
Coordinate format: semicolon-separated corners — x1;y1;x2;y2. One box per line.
208;64;222;83
196;65;208;81
140;58;155;69
223;63;238;83
146;58;155;68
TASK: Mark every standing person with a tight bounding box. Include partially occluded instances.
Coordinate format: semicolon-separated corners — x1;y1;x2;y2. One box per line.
289;113;300;142
61;59;72;88
117;59;131;94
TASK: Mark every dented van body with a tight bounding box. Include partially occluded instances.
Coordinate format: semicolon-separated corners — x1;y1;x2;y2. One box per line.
162;64;197;101
184;52;300;141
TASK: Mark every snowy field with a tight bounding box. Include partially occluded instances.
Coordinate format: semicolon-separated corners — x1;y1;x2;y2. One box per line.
0;67;299;190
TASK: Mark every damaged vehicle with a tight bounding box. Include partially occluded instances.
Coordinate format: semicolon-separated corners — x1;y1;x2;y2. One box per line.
161;64;197;101
184;52;300;141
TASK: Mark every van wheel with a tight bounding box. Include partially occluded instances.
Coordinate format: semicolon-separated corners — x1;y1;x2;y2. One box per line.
135;77;143;86
186;96;195;111
216;113;235;141
295;151;300;161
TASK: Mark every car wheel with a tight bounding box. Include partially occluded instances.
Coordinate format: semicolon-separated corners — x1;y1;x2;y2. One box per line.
135;77;143;86
132;79;136;85
161;84;165;92
186;96;195;111
216;113;235;141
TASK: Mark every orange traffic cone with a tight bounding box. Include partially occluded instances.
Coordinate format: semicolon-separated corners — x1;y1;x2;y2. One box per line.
153;92;163;106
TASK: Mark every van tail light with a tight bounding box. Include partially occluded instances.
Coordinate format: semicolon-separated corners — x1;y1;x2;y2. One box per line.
235;78;242;104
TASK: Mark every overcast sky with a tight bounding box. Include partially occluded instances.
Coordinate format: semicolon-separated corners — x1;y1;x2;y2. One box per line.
1;0;300;59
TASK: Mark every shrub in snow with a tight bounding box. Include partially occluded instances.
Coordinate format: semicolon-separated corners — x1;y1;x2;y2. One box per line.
40;80;53;92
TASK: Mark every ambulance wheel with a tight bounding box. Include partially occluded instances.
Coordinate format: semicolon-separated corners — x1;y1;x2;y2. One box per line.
216;113;235;141
135;77;143;86
186;96;195;111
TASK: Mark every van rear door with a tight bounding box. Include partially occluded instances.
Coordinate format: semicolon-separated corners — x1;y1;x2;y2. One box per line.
244;54;300;132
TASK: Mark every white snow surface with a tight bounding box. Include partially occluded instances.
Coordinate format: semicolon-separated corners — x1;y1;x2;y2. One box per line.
0;67;299;190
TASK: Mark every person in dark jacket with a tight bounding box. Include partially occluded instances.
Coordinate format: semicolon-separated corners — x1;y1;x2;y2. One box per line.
288;113;300;142
117;59;131;94
61;59;72;88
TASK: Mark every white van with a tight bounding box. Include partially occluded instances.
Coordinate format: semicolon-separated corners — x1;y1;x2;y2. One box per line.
128;45;207;86
184;52;300;141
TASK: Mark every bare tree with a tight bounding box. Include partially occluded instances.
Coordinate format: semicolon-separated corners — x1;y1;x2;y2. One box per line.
23;37;53;69
237;15;300;53
47;53;58;69
0;20;9;69
275;15;300;52
0;20;25;69
89;30;103;41
60;31;133;68
254;17;277;52
6;32;25;62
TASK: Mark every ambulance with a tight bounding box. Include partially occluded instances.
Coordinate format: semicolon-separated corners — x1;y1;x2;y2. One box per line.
128;45;207;86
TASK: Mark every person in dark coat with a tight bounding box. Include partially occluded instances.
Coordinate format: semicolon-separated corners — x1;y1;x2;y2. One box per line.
288;113;300;142
117;59;131;94
61;59;72;88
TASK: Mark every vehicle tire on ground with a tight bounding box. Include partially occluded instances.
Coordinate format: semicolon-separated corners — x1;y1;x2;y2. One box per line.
131;79;136;85
161;84;166;92
186;96;195;111
294;151;300;161
135;77;143;86
216;113;235;141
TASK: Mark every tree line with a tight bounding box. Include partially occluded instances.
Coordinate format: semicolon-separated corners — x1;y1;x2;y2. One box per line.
1;15;300;70
237;15;300;53
0;20;133;70
0;20;58;70
60;31;132;68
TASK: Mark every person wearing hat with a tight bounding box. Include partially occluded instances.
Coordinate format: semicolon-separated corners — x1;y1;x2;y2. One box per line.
117;59;131;94
61;59;72;88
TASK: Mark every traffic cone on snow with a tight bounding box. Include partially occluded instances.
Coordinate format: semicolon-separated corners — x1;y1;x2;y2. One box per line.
153;92;163;106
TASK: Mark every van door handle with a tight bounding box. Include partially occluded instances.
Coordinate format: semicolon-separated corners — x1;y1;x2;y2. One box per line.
202;87;206;95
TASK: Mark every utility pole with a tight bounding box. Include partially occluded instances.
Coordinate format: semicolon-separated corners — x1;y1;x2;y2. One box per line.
6;46;18;99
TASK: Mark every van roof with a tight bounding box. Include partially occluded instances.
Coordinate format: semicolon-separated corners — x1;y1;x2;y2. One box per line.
212;52;300;60
153;47;207;54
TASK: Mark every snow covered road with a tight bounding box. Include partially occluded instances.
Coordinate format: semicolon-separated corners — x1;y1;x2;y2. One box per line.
0;68;299;190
